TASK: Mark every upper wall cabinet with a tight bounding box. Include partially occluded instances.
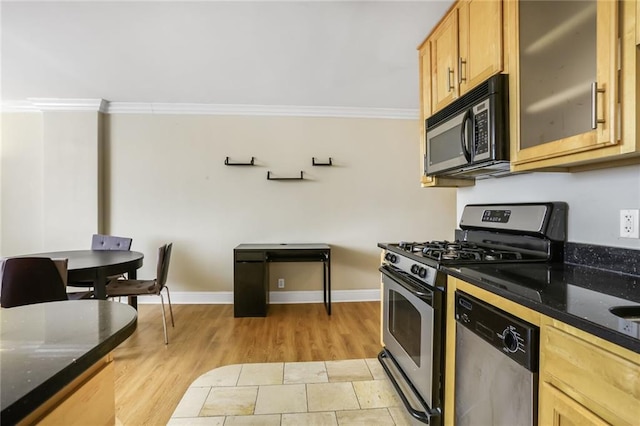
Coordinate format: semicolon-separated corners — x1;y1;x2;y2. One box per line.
508;0;640;172
458;0;504;94
427;0;504;115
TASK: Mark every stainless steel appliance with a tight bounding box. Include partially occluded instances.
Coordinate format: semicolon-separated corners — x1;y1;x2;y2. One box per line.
425;74;509;178
378;202;566;425
454;291;539;426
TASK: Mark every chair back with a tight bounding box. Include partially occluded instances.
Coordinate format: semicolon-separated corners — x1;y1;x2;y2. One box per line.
91;234;133;251
156;243;173;292
0;257;69;308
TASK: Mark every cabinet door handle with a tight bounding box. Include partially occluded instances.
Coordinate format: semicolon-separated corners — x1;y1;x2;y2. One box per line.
447;67;455;92
458;57;467;84
591;82;606;129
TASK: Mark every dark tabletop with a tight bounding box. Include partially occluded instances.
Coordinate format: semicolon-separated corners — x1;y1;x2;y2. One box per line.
0;300;137;424
443;262;640;353
24;249;144;273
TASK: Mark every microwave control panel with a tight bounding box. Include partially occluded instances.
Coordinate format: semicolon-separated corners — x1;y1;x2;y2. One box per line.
473;99;491;157
474;109;489;155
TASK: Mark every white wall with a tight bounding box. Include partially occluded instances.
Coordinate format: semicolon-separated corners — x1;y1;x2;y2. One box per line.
457;165;640;249
1;112;457;296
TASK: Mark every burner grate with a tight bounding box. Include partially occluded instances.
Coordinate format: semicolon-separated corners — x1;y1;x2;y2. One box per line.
396;240;527;263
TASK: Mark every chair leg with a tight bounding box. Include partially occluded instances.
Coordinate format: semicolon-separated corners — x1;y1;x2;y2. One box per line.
159;294;169;345
164;286;175;327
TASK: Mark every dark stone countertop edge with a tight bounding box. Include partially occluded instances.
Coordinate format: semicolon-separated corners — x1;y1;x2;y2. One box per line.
1;314;137;425
443;266;640;354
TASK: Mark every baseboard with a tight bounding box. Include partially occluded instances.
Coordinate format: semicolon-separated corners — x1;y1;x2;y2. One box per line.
136;289;380;305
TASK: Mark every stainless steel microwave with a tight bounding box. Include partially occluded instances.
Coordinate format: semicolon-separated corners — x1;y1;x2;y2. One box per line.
425;74;510;178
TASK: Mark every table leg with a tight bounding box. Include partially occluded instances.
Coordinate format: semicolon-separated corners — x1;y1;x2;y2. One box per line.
127;268;138;310
324;252;331;315
94;270;107;300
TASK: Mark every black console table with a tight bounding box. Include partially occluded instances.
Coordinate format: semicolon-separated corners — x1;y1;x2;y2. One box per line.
233;243;331;317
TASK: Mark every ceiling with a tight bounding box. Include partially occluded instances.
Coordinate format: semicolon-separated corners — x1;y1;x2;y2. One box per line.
1;1;453;111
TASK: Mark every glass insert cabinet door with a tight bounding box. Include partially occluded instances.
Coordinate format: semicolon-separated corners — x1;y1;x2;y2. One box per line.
513;0;618;164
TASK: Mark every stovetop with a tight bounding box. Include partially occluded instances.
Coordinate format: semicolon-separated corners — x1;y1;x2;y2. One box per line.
396;240;538;262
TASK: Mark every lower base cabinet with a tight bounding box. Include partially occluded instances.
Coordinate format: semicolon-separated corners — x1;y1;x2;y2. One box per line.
18;355;115;426
539;383;609;426
539;319;640;426
445;278;640;426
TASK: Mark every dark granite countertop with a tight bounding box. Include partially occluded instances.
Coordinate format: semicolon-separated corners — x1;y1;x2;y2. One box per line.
443;259;640;353
0;300;137;424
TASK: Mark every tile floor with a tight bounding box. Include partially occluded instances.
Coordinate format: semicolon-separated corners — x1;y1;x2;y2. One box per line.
169;358;419;425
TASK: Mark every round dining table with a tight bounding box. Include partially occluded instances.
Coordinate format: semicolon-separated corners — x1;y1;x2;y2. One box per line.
19;250;144;301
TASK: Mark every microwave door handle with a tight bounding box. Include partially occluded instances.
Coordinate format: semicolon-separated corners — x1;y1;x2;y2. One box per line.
460;109;472;162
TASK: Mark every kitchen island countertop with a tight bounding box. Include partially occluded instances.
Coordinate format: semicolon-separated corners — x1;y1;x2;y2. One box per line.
0;300;137;424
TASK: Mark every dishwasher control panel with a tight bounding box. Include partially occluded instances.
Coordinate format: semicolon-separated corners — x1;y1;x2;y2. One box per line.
455;291;539;372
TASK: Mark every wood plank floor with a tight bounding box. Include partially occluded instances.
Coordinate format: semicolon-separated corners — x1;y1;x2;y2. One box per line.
113;302;381;425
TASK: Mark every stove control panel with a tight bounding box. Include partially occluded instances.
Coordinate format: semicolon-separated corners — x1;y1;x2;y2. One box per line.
381;249;437;286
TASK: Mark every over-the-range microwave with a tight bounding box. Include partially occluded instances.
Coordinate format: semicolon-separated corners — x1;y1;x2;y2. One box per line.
425;74;510;179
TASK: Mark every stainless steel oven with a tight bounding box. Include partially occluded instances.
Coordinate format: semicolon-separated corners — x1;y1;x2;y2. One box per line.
378;259;445;425
377;202;567;425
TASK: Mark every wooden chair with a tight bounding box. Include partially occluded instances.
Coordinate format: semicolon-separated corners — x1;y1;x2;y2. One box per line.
106;243;174;344
1;257;69;308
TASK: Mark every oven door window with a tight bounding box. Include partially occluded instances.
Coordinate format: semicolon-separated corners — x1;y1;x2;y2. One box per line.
389;289;422;367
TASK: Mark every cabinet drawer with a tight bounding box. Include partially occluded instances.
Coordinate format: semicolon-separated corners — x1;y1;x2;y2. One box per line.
541;323;640;425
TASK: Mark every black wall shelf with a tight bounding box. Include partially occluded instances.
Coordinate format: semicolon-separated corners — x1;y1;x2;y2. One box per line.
312;157;333;166
225;157;255;166
267;171;304;181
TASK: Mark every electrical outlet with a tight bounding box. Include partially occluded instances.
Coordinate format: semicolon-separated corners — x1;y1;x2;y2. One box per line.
618;318;640;338
277;278;285;289
620;209;640;238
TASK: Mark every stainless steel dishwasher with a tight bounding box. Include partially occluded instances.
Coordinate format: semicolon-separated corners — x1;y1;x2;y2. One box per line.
454;291;539;426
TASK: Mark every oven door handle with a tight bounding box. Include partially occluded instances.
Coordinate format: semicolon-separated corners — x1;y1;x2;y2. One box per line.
380;266;434;305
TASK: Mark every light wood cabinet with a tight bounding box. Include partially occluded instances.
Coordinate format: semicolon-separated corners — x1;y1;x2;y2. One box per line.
457;0;504;94
18;355;115;426
539;382;609;426
425;0;504;115
539;318;640;426
508;0;640;172
430;10;460;113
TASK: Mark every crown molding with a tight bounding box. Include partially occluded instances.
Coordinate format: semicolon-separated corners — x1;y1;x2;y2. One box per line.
2;99;417;119
0;101;41;113
27;98;108;112
106;102;418;119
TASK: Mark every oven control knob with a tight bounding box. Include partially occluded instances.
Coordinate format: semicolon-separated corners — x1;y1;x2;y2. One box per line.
410;264;418;274
502;327;520;353
384;253;398;264
418;267;427;278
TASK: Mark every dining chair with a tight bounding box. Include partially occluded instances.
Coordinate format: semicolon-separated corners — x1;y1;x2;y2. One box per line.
106;243;175;344
68;233;134;291
1;257;70;308
91;234;133;251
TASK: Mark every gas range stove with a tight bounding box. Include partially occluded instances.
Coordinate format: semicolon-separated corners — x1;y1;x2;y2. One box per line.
379;202;568;286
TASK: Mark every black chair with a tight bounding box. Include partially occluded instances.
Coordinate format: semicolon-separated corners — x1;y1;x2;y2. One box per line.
1;257;69;308
106;243;174;344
